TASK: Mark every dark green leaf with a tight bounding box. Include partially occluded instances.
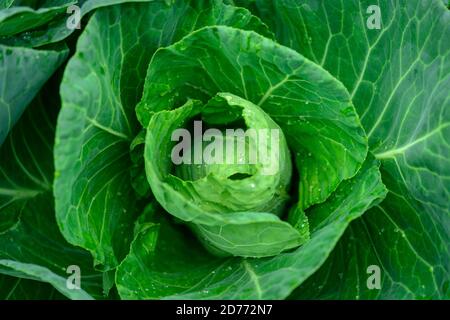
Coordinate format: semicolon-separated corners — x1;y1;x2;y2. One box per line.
0;44;68;145
137;25;368;210
0;274;66;300
116;158;386;299
0;2;73;37
244;0;450;299
0;82;103;299
54;0;275;270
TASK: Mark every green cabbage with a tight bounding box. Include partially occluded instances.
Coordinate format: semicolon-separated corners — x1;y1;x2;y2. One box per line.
0;0;448;300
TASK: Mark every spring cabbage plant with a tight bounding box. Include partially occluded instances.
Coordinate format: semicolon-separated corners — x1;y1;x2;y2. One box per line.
0;0;448;300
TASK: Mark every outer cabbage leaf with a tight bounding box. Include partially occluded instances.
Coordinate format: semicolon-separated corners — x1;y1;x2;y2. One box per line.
0;1;74;37
0;260;94;300
0;0;160;47
116;158;386;299
0;274;65;300
137;25;368;210
54;0;275;270
0;81;103;299
243;0;450;299
0;44;68;145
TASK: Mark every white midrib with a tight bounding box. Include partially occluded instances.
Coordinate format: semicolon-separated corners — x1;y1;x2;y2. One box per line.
86;117;130;140
374;123;449;159
242;260;262;299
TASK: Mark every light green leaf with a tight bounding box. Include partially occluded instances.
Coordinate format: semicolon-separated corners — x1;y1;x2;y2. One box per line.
0;260;94;300
143;94;306;257
244;0;450;299
54;0;276;269
137;25;368;210
116;158;386;299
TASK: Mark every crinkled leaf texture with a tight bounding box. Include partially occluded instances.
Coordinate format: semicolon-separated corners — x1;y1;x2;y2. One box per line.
137;23;370;260
0;0;446;300
137;25;368;210
236;0;450;299
143;96;309;257
116;158;386;299
116;20;384;296
54;0;275;270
